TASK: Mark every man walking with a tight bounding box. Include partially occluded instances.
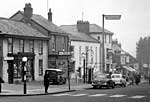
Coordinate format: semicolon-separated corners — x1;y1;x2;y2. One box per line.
44;72;49;93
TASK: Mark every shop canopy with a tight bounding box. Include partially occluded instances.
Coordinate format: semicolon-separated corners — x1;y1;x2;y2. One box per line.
122;66;136;72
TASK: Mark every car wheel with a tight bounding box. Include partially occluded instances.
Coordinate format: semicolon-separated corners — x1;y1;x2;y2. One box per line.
111;84;115;89
93;86;97;89
107;85;111;89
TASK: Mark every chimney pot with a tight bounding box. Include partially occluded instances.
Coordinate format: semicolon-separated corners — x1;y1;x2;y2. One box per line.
48;8;52;22
24;3;33;21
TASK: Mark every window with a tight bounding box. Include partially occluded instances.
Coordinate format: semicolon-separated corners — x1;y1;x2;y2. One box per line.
19;39;24;52
85;46;89;63
97;36;100;40
38;40;43;54
29;40;34;52
70;46;74;58
39;59;43;75
79;46;82;64
51;35;56;51
95;47;97;64
8;38;13;53
62;36;65;51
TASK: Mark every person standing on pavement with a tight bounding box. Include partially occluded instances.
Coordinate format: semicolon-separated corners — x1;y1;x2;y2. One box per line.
44;72;49;93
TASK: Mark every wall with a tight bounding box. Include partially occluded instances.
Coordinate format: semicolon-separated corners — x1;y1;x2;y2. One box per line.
71;40;101;79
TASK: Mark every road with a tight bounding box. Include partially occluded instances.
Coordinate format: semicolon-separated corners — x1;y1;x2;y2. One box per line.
0;83;150;102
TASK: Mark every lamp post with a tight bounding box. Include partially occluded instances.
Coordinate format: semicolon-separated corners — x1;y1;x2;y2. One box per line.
22;57;27;94
102;14;121;73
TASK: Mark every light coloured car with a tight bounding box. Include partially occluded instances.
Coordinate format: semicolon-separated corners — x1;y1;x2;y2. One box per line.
111;74;126;87
92;74;115;89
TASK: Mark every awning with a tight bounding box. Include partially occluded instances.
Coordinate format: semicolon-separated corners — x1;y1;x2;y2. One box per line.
129;67;136;72
122;66;136;72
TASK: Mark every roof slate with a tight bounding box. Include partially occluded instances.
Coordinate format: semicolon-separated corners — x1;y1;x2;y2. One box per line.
31;14;68;35
0;17;47;38
60;25;100;43
60;24;113;34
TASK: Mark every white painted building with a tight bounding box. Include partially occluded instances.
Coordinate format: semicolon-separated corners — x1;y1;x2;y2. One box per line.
60;24;101;83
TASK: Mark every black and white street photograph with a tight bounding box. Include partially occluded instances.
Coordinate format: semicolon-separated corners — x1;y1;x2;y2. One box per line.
0;0;150;102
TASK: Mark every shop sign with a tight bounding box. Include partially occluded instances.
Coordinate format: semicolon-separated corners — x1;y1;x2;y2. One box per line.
4;57;14;61
58;51;71;55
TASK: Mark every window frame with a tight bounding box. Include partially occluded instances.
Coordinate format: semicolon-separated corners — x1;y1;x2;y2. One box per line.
39;59;43;76
8;38;13;54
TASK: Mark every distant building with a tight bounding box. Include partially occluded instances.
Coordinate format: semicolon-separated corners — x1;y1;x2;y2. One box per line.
112;39;137;76
136;37;150;77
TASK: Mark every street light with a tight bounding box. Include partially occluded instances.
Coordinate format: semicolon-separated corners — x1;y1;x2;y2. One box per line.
102;14;121;73
22;57;27;94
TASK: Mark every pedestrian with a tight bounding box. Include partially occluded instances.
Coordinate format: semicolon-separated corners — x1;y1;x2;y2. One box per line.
44;72;49;93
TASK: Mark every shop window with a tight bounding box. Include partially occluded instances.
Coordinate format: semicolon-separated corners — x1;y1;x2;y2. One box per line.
13;62;22;78
8;38;13;53
39;59;43;76
38;40;43;54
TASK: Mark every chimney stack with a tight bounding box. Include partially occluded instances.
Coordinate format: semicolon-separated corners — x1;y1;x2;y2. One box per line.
48;8;52;22
24;3;33;20
77;20;89;34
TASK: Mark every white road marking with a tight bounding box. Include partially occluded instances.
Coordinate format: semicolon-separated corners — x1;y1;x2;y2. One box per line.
52;93;70;96
109;94;126;97
89;94;107;97
130;95;146;98
70;94;87;96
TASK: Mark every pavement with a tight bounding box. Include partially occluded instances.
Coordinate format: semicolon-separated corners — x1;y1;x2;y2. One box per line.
0;78;147;97
0;80;92;97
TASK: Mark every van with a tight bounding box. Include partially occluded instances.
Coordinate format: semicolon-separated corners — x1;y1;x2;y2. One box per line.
45;69;66;85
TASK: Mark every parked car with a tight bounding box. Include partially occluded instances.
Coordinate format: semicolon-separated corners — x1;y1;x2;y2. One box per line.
92;74;115;89
45;69;66;85
111;74;126;87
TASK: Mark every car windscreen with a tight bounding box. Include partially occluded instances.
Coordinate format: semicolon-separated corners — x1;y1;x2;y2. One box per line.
95;75;107;80
112;75;121;78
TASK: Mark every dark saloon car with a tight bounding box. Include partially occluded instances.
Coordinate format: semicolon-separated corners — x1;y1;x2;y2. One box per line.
92;74;115;89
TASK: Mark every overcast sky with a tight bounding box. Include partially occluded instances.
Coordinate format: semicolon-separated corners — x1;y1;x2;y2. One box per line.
1;0;150;57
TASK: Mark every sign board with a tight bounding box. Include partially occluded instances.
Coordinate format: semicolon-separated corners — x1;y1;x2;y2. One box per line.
58;51;71;56
4;57;14;61
143;64;148;67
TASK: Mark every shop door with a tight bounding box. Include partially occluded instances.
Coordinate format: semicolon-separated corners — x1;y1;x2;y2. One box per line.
7;61;14;83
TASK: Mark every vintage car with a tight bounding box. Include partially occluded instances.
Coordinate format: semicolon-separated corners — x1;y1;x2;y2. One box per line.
111;74;126;87
45;69;66;85
92;74;115;89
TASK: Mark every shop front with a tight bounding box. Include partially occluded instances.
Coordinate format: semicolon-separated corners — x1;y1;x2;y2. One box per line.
6;52;35;83
48;51;71;78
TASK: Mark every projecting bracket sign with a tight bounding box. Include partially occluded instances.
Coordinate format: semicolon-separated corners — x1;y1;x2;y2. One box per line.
58;51;71;56
4;57;14;61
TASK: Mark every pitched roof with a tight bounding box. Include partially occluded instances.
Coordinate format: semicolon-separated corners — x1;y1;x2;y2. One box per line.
0;17;48;39
31;14;68;36
90;24;113;34
10;11;68;36
60;24;113;35
60;25;100;43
